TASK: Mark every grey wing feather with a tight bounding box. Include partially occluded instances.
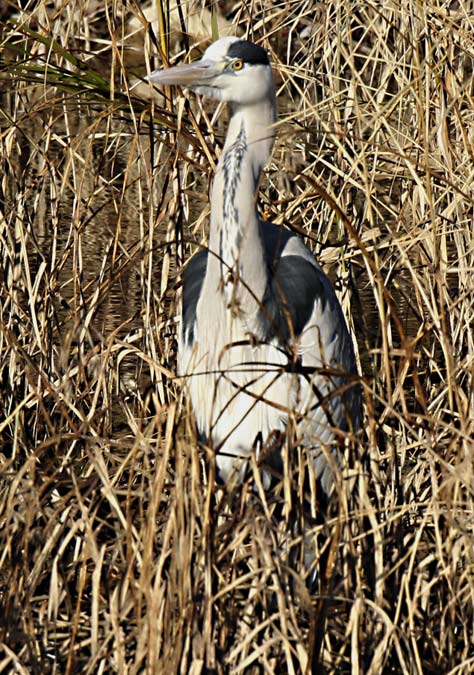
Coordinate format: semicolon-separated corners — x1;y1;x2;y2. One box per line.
260;222;361;426
262;254;328;341
182;248;208;346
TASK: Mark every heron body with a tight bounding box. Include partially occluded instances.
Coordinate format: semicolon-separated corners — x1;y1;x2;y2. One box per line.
148;37;360;495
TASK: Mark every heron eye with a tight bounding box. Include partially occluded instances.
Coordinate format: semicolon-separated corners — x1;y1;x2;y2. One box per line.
231;59;244;71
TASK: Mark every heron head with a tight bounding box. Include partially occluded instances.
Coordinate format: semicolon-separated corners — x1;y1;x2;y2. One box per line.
146;36;274;106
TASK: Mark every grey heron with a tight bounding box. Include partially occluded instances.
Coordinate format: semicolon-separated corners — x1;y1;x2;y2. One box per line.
147;36;361;497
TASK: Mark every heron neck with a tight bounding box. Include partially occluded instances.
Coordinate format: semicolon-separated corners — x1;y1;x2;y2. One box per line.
203;96;276;329
225;96;276;178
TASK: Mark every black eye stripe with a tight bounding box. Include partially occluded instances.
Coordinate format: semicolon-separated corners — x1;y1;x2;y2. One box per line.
227;40;269;66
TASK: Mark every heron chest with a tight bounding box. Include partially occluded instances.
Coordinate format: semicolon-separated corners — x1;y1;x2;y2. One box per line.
179;304;294;466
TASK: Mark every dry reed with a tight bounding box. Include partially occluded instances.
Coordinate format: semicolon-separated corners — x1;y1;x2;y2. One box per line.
1;1;474;673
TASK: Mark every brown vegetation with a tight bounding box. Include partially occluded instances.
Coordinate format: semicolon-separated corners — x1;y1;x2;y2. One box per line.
1;1;473;673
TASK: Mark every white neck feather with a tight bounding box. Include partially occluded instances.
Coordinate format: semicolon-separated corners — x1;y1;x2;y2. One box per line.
200;91;276;331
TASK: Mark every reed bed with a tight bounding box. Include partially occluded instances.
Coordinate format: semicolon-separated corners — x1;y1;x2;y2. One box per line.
1;1;473;673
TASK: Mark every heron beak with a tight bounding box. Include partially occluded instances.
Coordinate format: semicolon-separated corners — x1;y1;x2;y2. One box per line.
146;58;223;87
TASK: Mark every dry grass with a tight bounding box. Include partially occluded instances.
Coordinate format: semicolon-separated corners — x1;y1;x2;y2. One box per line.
1;0;474;673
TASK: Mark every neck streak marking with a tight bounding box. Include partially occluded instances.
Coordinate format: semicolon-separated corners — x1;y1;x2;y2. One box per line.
219;123;248;285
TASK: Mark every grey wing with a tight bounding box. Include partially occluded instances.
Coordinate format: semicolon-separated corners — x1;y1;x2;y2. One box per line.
260;220;356;374
261;223;361;492
181;248;208;347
